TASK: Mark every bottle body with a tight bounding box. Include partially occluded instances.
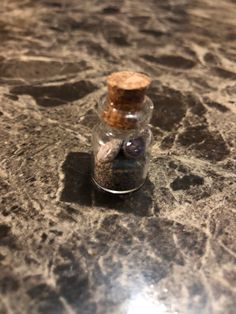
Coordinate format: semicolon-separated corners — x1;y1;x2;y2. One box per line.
92;96;153;194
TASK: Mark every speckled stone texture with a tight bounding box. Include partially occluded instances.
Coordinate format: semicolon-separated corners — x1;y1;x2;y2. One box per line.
0;0;236;313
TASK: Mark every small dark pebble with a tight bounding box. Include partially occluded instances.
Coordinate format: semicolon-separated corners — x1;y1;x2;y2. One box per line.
123;137;145;159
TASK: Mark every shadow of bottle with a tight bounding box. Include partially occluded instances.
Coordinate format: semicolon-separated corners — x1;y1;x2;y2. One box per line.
60;152;154;217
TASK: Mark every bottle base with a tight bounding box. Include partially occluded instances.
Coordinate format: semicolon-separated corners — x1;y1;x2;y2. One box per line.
92;178;145;194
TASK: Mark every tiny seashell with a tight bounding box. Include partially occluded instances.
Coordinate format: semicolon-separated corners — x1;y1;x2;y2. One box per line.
97;139;122;163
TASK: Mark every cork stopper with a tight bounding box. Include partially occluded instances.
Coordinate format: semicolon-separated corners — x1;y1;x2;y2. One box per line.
103;71;151;129
107;71;151;109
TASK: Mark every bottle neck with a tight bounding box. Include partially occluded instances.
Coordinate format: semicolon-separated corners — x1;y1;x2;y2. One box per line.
102;99;142;130
97;95;154;131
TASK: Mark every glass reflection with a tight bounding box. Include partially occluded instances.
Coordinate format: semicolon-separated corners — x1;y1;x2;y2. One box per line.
127;293;168;314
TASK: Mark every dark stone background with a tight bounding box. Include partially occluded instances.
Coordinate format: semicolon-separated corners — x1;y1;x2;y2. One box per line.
0;0;236;313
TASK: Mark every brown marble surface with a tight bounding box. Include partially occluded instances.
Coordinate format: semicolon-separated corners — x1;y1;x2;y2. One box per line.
0;0;236;313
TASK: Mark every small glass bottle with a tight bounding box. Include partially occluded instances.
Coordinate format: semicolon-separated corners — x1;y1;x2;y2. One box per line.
92;71;153;194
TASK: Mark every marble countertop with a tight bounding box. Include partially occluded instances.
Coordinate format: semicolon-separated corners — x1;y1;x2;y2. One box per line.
0;0;236;313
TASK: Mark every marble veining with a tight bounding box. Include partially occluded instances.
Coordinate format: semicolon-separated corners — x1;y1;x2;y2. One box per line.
0;0;236;313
